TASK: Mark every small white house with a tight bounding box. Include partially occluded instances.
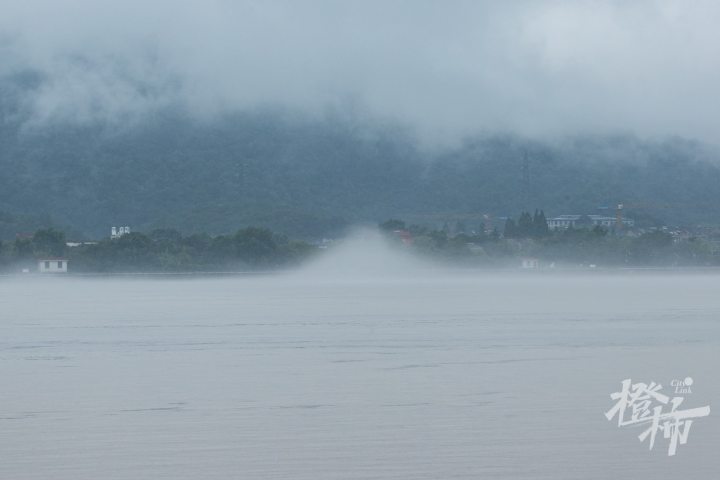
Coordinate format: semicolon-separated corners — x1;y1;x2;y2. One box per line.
38;258;68;273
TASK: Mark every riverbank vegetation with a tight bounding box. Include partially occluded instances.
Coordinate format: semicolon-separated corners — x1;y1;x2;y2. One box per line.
0;228;315;273
380;217;720;268
2;218;720;274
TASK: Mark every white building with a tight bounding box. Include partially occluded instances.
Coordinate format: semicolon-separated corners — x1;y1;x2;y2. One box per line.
38;258;68;273
66;241;98;248
111;226;131;239
546;215;634;230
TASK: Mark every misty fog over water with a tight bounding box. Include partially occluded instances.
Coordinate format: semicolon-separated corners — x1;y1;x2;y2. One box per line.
1;252;718;478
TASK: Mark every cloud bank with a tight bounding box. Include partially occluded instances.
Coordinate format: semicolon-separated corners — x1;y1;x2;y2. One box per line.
1;0;720;142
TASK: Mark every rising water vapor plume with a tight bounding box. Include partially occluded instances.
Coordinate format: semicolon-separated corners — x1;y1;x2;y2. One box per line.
295;228;438;279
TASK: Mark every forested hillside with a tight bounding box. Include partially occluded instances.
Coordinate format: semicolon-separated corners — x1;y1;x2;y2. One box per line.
2;72;720;240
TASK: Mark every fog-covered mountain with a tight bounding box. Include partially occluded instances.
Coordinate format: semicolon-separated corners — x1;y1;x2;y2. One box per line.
2;72;720;240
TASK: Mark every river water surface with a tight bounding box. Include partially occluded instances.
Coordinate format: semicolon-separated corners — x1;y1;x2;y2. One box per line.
1;272;718;479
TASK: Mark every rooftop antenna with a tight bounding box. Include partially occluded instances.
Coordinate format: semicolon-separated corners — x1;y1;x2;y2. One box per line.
521;150;530;210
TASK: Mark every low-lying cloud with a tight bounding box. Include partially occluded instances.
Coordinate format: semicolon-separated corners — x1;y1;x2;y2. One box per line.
2;0;720;143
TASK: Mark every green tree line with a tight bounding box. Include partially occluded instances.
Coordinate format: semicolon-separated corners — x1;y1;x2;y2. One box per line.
380;217;720;267
0;228;315;273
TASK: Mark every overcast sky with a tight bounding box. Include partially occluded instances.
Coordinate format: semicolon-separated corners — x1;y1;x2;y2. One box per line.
1;0;719;143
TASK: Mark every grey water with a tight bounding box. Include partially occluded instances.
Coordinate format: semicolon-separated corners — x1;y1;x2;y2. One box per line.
1;271;718;479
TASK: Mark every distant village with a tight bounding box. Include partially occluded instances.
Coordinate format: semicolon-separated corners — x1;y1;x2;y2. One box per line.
6;203;720;274
380;205;720;270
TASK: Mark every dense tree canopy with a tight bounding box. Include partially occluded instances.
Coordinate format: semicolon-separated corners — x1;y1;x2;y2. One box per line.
382;219;720;268
0;227;315;272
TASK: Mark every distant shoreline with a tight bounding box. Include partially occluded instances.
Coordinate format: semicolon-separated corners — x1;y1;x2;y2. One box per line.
6;265;720;278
